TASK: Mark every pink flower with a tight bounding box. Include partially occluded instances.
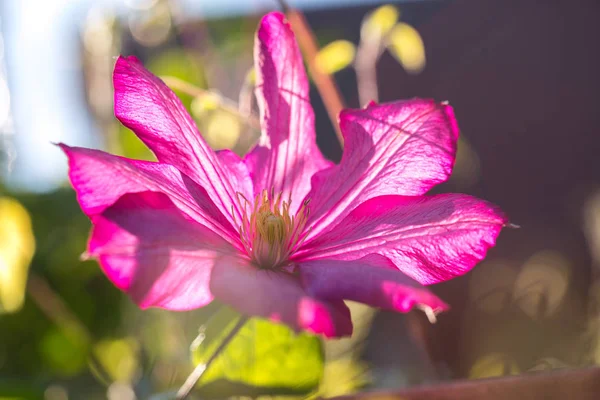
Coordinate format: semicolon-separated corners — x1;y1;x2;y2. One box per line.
61;12;507;337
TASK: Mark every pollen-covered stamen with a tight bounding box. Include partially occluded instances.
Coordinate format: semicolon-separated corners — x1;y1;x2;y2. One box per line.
236;189;310;269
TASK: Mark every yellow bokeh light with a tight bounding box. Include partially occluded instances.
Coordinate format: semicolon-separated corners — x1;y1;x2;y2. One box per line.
315;40;356;75
204;110;241;151
469;353;519;379
513;250;571;319
0;197;35;313
190;92;221;117
469;260;517;314
93;338;140;383
387;23;426;74
361;5;400;42
128;1;172;47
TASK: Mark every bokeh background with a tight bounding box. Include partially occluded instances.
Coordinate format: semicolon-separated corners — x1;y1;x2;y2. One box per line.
1;0;600;398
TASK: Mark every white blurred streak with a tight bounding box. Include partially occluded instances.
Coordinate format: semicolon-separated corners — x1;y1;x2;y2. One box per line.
3;0;99;192
0;77;9;128
0;23;15;177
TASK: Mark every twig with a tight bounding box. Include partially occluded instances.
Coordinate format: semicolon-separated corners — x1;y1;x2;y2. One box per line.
277;1;346;147
161;76;261;131
175;316;248;400
354;39;383;106
354;19;393;106
27;273;117;390
27;272;91;342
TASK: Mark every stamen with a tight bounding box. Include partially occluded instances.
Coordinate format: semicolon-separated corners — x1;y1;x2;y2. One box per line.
234;189;310;269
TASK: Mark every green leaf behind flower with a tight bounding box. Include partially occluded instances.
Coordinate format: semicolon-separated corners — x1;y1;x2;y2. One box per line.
191;306;324;398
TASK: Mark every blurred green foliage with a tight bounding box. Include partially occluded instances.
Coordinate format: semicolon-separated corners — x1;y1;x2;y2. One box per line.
0;189;123;398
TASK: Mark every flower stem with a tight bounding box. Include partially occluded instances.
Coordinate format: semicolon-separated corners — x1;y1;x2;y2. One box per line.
176;316;249;400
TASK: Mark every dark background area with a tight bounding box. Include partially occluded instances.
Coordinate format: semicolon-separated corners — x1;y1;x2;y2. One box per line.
307;0;600;381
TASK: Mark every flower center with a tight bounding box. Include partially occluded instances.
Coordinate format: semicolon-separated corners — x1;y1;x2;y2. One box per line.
235;189;310;269
257;212;286;245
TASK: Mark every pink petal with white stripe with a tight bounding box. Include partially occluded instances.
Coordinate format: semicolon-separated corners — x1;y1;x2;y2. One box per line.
89;191;235;310
298;194;506;285
299;254;448;314
305;100;458;239
245;12;332;213
60;144;235;241
113;56;252;226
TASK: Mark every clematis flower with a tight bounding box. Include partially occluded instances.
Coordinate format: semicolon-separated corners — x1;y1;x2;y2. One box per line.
61;12;508;337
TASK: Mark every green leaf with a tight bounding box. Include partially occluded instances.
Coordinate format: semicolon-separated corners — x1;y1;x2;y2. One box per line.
191;307;324;398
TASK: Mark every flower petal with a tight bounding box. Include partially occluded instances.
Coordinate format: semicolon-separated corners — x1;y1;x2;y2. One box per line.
299;254;448;314
89;191;236;310
305;99;458;238
298;194;507;285
113;56;252;225
209;255;353;337
245;12;332;213
60;144;236;241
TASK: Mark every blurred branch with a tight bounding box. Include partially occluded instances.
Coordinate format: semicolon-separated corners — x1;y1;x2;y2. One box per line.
27;273;118;390
162;76;261;131
176;316;248;400
332;367;600;400
354;40;381;106
353;5;398;106
277;1;346;147
27;272;91;342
